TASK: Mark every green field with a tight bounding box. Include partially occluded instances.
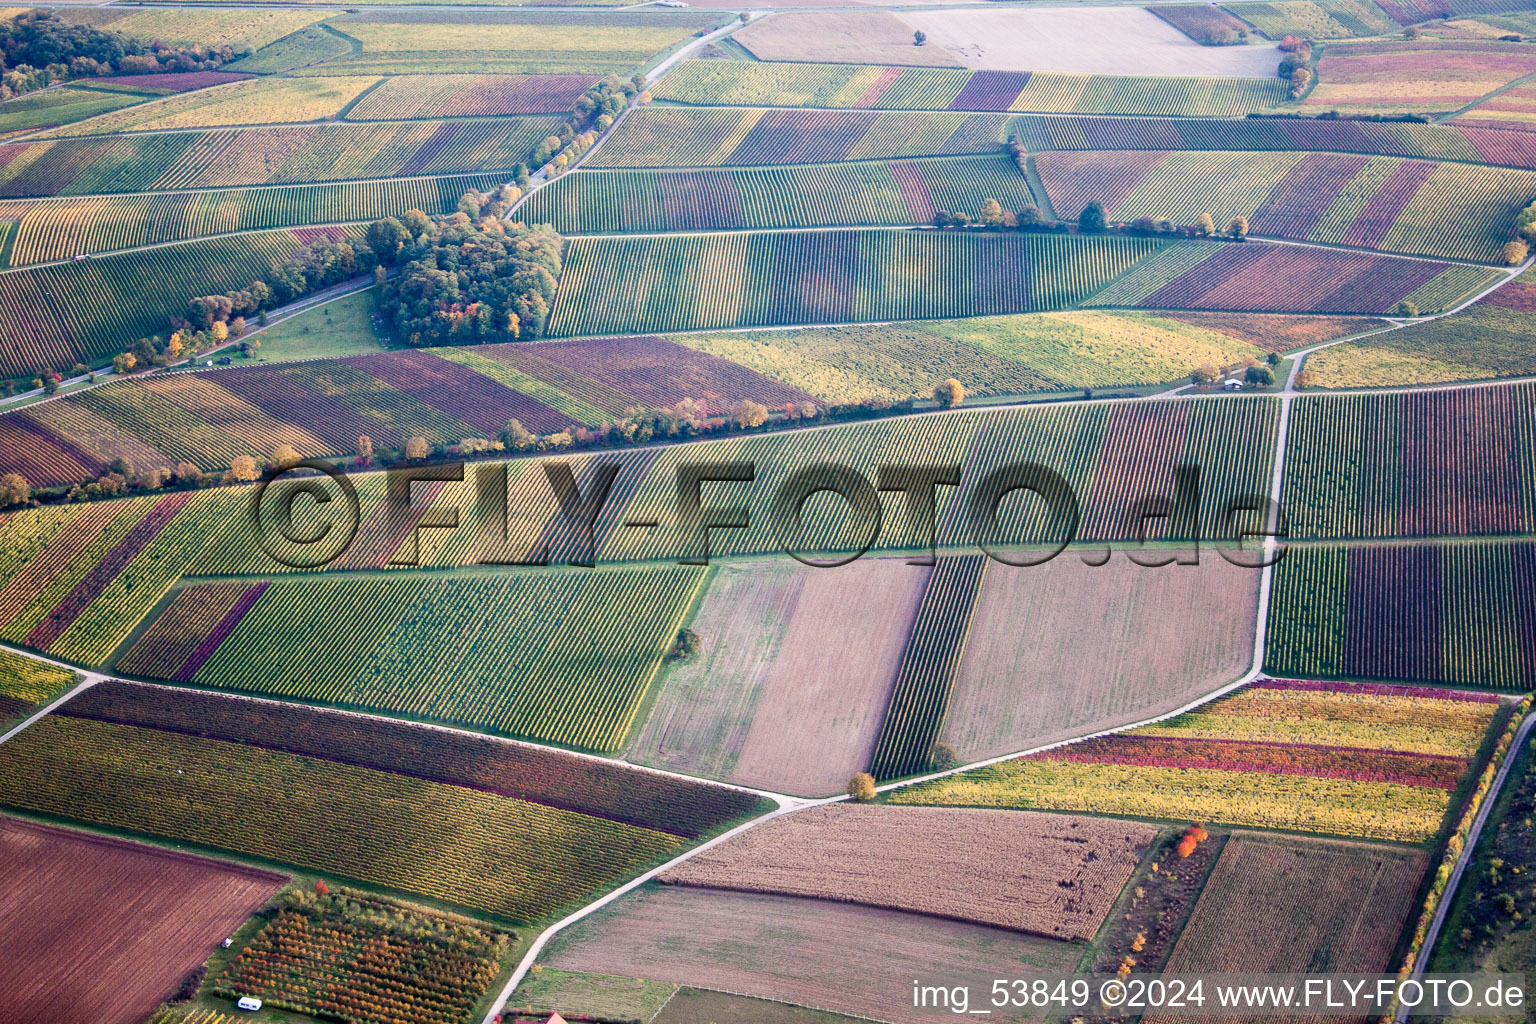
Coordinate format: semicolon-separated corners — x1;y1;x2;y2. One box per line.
251;286;389;362
0;85;156;136
548;230;1164;337
520;157;1038;234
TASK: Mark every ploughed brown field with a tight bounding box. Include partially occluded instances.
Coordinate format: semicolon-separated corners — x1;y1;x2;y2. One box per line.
0;817;284;1024
628;557;927;796
940;555;1259;761
734;10;964;65
543;883;1081;1024
659;804;1156;940
1145;832;1429;1024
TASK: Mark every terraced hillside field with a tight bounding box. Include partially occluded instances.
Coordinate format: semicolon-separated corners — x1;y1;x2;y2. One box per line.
522;157;1037;233
548;230;1164;336
1037;150;1536;263
0;224;365;377
654;60;1290;117
0;173;503;265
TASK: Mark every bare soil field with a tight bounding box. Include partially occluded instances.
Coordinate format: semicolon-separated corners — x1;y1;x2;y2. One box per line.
734;10;963;66
659;804;1155;939
896;8;1282;76
627;558;927;796
1146;832;1428;1024
542;884;1081;1024
939;555;1259;761
656;989;866;1024
0;818;284;1024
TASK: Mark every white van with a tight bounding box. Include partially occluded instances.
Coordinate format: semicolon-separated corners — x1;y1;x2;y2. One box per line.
236;996;263;1012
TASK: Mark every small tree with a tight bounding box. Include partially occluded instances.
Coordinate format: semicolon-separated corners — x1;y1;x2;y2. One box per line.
501;418;536;450
1266;351;1281;368
404;436;430;460
1191;362;1220;385
174;462;203;488
226;455;259;483
356;435;374;465
933;378;965;409
1289;66;1312;98
740;10;750;22
1245;364;1274;386
847;772;877;801
1294;368;1318;389
1079;201;1108;234
1503;239;1529;265
732;399;768;429
929;742;959;770
978;198;1005;228
268;444;301;473
913;29;927;45
1396;299;1419;318
0;472;30;508
112;352;136;375
1226;217;1250;239
667;628;702;662
1195;212;1216;237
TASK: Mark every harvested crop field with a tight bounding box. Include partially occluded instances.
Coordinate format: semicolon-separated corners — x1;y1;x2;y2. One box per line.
939;556;1259;761
1144;832;1428;1024
0;817;284;1024
542;884;1082;1024
1160;312;1368;352
734;10;963;65
896;7;1282;77
658;804;1156;939
627;558;927;796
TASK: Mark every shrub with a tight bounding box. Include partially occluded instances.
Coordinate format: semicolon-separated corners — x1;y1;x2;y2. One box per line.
1503;239;1528;265
1396;299;1419;318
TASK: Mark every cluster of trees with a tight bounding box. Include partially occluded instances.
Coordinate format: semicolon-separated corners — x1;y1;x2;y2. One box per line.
1196;24;1248;45
527;74;645;179
1190;351;1279;387
935;199;1068;233
0;9;244;100
1277;35;1314;97
376;211;562;347
1079;202;1248;240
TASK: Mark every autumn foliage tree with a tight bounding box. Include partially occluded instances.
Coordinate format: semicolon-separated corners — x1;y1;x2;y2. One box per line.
933;378;966;409
847;773;877;801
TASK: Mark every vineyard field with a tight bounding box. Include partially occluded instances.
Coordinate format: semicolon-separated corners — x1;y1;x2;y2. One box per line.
1085;238;1500;314
64;681;766;836
587;106;1011;168
132;567;706;751
0;225;366;377
672;312;1333;404
0;714;688;921
1146;832;1427;1006
1037;150;1536;263
548;230;1165;337
1282;381;1536;539
0;116;561;198
654;60;1289;117
1265;542;1536;689
520;157;1038;234
1307;39;1536;116
350;73;599;119
211;887;510;1024
41;76;381;137
3;334;811;487
895;678;1502;841
1221;0;1398;39
0;173;503;265
0;85;157;136
0;648;77;727
869;554;989;780
1303;283;1536;386
1011;114;1536;171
